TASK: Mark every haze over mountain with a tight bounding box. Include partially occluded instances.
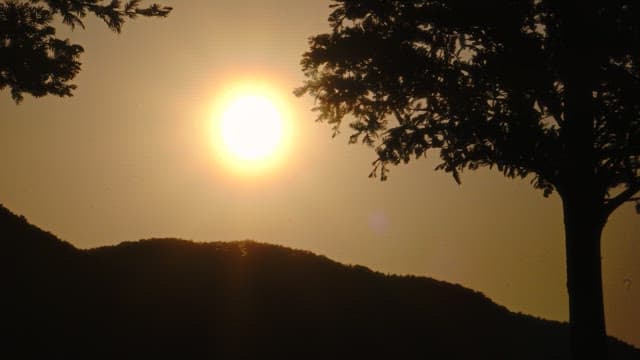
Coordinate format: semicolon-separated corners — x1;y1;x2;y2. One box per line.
3;204;638;359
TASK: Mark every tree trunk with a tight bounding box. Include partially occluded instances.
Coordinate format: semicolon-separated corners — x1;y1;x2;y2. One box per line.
561;193;608;359
559;14;607;354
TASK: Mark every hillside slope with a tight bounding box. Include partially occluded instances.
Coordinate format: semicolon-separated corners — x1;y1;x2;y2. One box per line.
3;204;638;359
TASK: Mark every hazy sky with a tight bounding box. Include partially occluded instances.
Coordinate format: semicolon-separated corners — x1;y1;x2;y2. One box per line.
1;0;638;346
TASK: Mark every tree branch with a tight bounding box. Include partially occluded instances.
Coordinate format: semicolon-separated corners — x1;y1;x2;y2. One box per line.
604;183;640;217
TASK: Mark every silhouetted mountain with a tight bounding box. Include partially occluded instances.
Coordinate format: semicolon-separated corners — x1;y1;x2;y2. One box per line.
3;204;638;359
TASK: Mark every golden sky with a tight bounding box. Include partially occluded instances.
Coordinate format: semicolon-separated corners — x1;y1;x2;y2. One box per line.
1;0;638;347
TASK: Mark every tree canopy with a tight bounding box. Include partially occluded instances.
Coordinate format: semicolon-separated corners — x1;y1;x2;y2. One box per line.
297;0;640;213
0;0;171;103
297;1;640;358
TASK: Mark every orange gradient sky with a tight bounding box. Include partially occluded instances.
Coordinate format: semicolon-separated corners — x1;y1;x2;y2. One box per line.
0;0;638;347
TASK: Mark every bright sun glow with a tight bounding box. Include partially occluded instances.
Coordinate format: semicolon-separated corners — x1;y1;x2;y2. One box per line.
211;81;292;176
221;95;283;161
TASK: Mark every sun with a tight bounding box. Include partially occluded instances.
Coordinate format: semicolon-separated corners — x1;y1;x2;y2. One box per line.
221;95;283;161
211;81;292;176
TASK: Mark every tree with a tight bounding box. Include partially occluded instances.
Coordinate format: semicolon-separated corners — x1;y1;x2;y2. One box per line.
296;1;639;359
0;0;171;103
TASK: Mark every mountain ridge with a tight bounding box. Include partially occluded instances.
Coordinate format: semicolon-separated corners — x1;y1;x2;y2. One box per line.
3;204;639;359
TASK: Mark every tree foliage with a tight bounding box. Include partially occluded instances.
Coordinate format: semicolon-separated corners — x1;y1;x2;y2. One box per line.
0;0;171;103
298;2;640;358
297;0;640;213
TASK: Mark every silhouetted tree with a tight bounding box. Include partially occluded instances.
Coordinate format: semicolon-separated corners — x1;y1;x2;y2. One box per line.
0;0;171;103
296;1;640;359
